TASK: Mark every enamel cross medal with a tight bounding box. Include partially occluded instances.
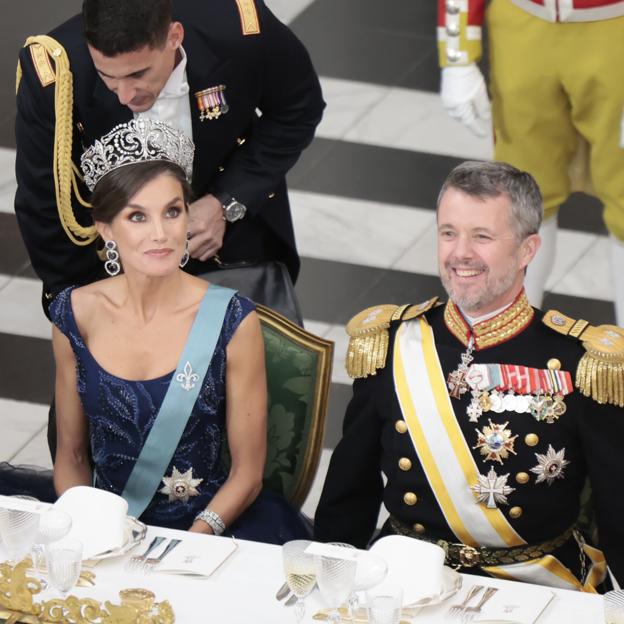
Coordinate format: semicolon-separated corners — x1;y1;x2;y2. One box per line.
447;337;475;399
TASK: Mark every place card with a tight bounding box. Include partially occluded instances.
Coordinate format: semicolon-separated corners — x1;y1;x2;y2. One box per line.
154;536;238;578
469;583;555;624
304;542;360;561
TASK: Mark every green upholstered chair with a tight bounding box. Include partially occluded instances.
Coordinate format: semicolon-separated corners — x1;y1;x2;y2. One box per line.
256;304;333;508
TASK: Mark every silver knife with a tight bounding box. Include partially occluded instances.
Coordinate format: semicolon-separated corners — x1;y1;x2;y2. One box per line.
275;581;290;601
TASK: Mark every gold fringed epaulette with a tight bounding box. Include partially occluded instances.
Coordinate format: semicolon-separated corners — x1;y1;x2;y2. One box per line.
543;310;624;407
21;36;96;247
345;298;438;379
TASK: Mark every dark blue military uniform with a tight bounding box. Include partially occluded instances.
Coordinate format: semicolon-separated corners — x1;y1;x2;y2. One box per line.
15;0;324;315
315;295;624;590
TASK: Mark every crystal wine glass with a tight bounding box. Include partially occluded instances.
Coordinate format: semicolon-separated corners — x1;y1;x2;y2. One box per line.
314;543;357;624
0;495;40;564
282;540;316;623
32;508;72;586
45;537;83;597
351;551;388;615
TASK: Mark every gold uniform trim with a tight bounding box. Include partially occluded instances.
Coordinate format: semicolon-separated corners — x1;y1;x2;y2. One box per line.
235;0;261;35
345;298;438;379
30;44;55;87
543;309;624;407
444;291;534;350
21;35;96;247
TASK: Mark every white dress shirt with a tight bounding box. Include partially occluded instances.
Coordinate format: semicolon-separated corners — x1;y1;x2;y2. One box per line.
136;46;193;141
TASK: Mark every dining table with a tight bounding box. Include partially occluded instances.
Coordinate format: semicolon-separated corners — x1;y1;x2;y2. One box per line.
0;523;607;623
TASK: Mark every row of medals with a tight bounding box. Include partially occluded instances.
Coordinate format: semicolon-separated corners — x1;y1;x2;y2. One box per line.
467;387;567;424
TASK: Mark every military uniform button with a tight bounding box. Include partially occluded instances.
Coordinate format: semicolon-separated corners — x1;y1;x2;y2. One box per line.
547;358;561;371
268;192;276;199
218;165;225;172
395;420;408;434
525;433;539;447
413;523;426;535
446;24;460;36
236;137;246;145
403;492;418;506
509;506;523;519
44;292;53;300
515;472;530;485
446;49;462;64
398;458;412;471
446;0;461;14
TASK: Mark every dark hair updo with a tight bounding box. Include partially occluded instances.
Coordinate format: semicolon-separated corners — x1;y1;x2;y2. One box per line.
91;160;193;224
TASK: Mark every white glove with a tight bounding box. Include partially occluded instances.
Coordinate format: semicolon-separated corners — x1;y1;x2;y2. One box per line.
441;64;491;137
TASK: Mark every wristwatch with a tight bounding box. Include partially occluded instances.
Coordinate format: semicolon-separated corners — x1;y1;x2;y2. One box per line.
217;193;247;223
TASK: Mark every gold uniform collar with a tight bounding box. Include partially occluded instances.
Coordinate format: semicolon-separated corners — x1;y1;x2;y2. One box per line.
444;291;534;350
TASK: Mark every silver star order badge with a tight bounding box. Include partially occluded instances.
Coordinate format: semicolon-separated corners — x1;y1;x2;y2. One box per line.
473;420;518;464
530;445;570;486
472;467;515;509
160;466;203;503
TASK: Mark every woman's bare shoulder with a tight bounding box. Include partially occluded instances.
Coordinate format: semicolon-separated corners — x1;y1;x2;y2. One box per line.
71;278;119;324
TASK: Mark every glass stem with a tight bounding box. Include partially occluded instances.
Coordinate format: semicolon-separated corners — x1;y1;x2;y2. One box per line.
328;608;341;624
348;592;359;619
294;598;305;623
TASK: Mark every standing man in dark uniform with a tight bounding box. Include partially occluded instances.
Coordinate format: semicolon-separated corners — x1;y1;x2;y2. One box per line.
315;161;624;591
15;0;324;316
15;0;324;456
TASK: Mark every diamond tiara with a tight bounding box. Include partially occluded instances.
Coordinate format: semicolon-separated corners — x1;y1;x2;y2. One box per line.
80;118;195;191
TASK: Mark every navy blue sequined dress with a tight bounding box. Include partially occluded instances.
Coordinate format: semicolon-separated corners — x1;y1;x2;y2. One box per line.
50;286;309;544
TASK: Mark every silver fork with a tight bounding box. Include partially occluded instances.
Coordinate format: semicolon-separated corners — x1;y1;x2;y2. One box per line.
125;535;166;571
446;585;484;619
461;587;498;623
142;538;182;572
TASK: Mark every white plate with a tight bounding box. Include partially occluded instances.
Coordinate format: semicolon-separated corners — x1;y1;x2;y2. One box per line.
87;516;147;561
406;566;462;608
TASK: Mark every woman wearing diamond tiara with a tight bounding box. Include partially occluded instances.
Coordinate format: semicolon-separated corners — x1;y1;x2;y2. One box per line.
49;119;308;542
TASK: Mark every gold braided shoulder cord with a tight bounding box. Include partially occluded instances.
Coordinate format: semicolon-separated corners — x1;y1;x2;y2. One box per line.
21;35;96;246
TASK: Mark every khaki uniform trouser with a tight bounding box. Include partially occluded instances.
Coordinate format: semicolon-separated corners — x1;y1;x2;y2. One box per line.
488;0;624;240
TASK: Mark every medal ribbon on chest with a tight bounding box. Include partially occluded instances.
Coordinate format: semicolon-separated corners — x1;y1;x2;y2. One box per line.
194;85;229;121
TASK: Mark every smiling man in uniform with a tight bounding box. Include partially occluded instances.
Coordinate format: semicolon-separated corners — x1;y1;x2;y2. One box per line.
315;161;624;591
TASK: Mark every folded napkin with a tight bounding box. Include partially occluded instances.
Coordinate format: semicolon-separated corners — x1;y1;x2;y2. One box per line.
54;486;128;560
369;535;445;605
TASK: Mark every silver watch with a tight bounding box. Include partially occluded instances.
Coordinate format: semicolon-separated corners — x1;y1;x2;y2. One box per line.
222;197;247;223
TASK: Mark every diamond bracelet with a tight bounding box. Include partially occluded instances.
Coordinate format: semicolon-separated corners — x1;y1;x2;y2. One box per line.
195;509;226;536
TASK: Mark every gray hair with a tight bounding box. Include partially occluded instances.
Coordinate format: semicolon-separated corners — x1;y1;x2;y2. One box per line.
436;161;543;240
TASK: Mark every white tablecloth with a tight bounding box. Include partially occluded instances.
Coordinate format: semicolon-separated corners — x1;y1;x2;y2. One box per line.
5;525;606;623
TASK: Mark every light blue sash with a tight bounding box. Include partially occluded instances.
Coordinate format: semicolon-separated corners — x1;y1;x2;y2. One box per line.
122;284;236;518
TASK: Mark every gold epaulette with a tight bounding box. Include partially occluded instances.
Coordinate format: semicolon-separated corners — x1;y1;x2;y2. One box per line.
19;36;96;247
346;298;438;379
235;0;261;35
543;310;624;407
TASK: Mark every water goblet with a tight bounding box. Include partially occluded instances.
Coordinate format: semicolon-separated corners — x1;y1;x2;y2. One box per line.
351;551;388;614
314;543;357;624
282;540;316;623
45;537;83;597
366;582;403;624
0;495;40;564
32;509;72;587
